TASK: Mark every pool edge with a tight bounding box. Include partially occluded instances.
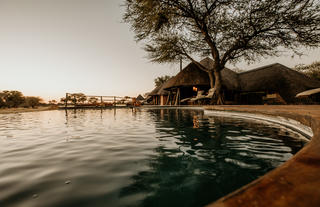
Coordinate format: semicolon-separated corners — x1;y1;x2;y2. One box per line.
204;105;320;207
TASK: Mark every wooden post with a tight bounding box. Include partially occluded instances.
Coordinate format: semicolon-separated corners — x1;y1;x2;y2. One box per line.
174;89;178;105
166;91;171;105
101;96;103;108
175;88;180;106
178;88;181;105
114;96;116;106
65;93;68;108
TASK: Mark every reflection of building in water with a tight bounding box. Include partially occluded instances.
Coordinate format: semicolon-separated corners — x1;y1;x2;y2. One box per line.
193;115;199;128
160;109;164;119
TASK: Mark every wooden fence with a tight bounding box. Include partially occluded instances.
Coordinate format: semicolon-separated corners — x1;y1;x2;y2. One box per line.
63;93;136;108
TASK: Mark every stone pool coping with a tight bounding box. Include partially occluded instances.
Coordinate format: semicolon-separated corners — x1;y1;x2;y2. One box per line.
203;105;320;207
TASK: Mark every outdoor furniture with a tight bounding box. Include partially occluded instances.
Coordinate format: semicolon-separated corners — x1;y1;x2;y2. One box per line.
262;93;286;105
296;88;320;97
196;88;215;100
190;90;205;102
191;88;215;104
180;97;192;103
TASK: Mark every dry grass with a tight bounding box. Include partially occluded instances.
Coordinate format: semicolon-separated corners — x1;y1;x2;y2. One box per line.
0;106;58;114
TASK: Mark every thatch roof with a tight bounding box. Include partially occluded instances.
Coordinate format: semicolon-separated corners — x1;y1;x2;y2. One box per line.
157;77;174;95
162;62;209;89
239;63;320;102
148;85;162;96
148;80;171;97
163;58;239;90
136;94;145;101
200;57;240;90
220;67;240;90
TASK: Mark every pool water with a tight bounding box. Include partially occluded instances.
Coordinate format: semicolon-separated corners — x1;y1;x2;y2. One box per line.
0;109;306;207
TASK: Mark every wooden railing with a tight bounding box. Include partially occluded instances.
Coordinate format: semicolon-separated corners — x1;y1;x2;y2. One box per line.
63;93;136;108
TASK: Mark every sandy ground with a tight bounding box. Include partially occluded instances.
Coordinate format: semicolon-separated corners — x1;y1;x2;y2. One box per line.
0;106;58;114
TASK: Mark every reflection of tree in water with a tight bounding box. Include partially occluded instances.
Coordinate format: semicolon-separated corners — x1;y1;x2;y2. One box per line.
119;109;305;207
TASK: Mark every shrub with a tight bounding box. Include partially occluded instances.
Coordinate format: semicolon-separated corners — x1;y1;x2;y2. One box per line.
24;97;43;108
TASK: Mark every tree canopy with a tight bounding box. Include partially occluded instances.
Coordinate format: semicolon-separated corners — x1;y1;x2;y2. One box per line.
154;75;173;87
0;90;43;108
66;93;87;105
295;61;320;81
24;97;43;108
2;91;25;108
124;0;320;104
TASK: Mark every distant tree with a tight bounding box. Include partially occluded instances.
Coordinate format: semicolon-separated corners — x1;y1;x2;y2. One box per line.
67;93;87;105
0;92;5;108
60;97;66;105
88;97;99;104
49;100;57;105
2;90;25;108
154;75;172;87
24;96;43;108
294;61;320;81
124;0;320;104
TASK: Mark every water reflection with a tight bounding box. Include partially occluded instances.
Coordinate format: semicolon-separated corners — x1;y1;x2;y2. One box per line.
0;109;306;207
118;109;305;207
64;108;122;123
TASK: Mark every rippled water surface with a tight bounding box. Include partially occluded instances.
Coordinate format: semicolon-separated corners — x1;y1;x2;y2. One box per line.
0;109;306;207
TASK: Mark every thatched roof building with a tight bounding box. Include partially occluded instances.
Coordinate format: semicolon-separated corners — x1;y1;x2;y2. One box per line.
136;94;145;101
163;59;239;91
148;58;320;105
162;62;209;90
200;57;240;91
148;85;162;96
147;79;172;105
238;63;320;102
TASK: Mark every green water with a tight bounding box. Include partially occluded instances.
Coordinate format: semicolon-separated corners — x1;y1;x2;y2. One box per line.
0;109;306;207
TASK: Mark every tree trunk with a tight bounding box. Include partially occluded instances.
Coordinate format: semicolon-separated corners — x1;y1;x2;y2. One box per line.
214;69;224;105
208;70;215;88
207;69;224;105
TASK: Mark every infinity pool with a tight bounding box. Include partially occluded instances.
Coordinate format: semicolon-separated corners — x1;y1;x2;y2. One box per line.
0;109;306;207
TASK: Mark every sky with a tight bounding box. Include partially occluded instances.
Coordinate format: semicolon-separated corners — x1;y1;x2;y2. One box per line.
0;0;319;101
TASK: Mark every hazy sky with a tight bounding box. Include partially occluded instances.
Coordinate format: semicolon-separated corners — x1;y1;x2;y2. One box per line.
0;0;319;101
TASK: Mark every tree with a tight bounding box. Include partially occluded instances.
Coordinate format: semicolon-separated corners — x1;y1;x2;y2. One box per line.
88;97;99;104
2;90;25;108
60;97;66;105
154;75;173;87
67;93;87;105
294;61;320;81
0;92;5;108
24;96;43;108
49;100;57;105
124;0;320;104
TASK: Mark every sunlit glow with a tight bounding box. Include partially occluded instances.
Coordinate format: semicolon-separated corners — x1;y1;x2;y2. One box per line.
0;0;319;102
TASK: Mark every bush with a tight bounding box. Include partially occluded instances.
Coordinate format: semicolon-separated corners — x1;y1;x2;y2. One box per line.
24;97;43;108
0;98;5;108
0;91;44;108
2;91;25;108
